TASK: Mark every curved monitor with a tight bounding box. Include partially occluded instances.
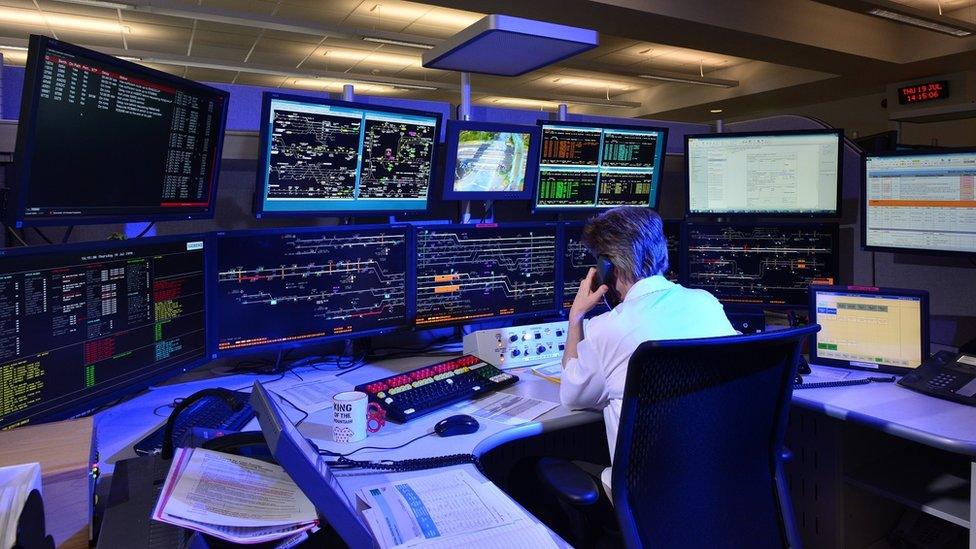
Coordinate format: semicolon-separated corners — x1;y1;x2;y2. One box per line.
534;120;668;211
862;149;976;256
254;93;442;217
685;129;843;217
441;120;541;201
10;35;228;227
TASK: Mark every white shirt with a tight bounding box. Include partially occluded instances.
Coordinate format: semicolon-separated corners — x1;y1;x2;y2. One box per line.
560;275;737;494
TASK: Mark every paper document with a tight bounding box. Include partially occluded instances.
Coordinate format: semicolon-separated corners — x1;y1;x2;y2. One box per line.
0;462;43;549
460;393;558;425
275;376;353;414
531;362;562;384
152;447;318;544
359;469;553;548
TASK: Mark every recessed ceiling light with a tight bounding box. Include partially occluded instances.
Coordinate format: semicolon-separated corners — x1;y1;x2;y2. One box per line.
710;108;723;113
637;73;736;88
362;37;435;49
0;6;132;34
867;8;972;37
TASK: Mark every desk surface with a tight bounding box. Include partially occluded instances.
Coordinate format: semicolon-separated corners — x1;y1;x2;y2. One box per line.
795;365;976;457
94;355;595;547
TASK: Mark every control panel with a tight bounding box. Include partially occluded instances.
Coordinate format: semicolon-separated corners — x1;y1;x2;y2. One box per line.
463;320;569;368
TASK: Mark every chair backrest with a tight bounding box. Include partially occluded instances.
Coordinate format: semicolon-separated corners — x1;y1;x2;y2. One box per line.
612;325;819;549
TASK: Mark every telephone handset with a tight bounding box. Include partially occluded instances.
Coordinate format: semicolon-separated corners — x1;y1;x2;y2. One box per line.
591;256;621;309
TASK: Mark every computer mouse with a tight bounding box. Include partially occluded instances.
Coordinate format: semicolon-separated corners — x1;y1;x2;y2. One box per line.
434;414;480;437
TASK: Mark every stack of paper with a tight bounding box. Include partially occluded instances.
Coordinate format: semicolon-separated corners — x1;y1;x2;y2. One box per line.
359;469;558;548
0;462;43;549
152;448;319;544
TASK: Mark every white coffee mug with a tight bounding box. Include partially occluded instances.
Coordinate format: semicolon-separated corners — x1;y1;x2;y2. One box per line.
333;391;368;443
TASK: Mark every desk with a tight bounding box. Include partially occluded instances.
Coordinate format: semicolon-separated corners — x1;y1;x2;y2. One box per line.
93;355;601;548
788;365;976;548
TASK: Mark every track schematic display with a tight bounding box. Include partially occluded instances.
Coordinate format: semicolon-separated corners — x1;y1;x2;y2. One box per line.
0;237;207;429
535;122;666;210
257;96;439;215
415;225;558;326
215;227;409;352
686;223;839;307
561;222;681;309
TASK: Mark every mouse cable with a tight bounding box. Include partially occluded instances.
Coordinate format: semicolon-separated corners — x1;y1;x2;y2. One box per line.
317;431;434;458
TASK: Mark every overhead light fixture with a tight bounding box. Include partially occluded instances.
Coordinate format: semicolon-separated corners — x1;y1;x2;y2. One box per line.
362;37;435;49
710;108;723;113
53;0;134;9
0;6;132;34
867;8;972;37
390;83;438;91
118;56;142;62
0;45;28;51
637;73;736;88
567;99;637;109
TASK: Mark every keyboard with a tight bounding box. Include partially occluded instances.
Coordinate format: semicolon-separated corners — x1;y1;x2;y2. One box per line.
356;355;519;423
133;390;255;456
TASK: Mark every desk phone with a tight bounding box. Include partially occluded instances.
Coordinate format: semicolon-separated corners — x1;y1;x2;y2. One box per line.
899;351;976;406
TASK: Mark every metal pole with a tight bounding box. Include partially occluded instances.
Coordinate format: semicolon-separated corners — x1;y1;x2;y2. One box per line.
715;118;724;133
460;72;473;223
342;84;354;101
557;104;568;121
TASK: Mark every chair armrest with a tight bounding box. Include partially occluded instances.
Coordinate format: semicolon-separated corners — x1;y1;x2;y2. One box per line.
535;457;600;507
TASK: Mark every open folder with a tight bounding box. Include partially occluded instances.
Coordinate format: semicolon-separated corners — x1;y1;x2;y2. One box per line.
248;381;560;549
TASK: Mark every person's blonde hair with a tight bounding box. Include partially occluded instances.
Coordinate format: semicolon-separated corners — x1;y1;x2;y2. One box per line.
581;207;668;284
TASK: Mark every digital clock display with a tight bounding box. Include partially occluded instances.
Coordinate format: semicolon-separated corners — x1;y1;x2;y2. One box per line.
898;81;949;104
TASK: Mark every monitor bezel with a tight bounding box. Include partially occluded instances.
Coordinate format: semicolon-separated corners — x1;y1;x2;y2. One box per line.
807;284;931;374
860;148;976;257
9;34;229;228
682;221;842;310
441;120;542;201
413;221;562;328
683;128;844;218
252;92;444;218
209;223;415;358
0;233;212;429
532;119;669;212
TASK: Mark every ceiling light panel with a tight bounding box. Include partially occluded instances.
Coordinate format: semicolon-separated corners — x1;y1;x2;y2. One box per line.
550;75;634;91
323;48;420;67
349;2;481;29
0;5;132;34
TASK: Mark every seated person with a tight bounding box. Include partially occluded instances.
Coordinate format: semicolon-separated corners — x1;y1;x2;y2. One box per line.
561;207;736;496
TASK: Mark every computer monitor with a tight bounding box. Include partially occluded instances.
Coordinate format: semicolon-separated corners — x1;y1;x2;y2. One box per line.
415;223;559;326
0;235;209;429
441;120;541;201
9;35;228;227
809;285;929;373
685;129;843;217
559;220;682;310
862;149;976;255
534;121;668;211
254;93;442;217
212;225;411;355
684;222;840;308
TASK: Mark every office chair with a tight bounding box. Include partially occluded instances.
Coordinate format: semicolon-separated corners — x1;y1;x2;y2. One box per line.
537;325;819;548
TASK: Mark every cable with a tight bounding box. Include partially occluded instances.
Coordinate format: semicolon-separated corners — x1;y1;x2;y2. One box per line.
871;251;877;287
318;432;434;458
6;226;28;247
269;390;310;426
135;222;155;238
61;226;74;244
32;227;53;245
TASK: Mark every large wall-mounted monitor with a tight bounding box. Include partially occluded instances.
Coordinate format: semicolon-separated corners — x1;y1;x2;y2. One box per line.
0;235;209;429
9;35;228;227
684;222;840;308
441;120;541;201
535;121;668;211
863;150;976;255
414;223;559;327
685;129;843;217
254;93;442;217
212;225;412;356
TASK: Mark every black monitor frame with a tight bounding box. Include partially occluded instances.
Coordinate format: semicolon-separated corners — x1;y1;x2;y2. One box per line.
253;92;443;218
684;128;844;219
861;148;976;257
0;234;211;429
808;284;930;374
682;221;842;310
209;224;415;358
9;35;229;227
441;120;542;201
533;119;668;212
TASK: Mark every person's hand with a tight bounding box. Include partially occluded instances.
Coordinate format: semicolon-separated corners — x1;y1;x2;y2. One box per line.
569;268;608;323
